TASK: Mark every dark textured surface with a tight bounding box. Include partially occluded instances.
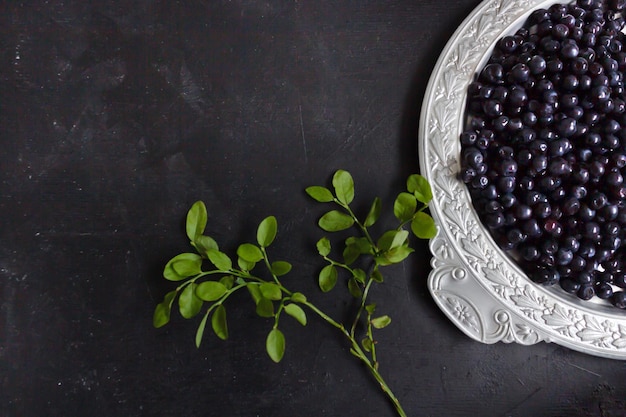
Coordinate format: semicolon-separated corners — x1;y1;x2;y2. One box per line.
2;1;626;416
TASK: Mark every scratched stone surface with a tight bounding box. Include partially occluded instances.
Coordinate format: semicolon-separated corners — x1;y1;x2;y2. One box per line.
2;1;626;416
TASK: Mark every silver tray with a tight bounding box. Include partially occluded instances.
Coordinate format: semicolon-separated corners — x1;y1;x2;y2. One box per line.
419;0;626;359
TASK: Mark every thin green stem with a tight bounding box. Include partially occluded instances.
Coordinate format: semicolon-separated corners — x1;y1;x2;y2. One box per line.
302;300;406;417
260;246;282;286
337;200;376;246
350;277;375;338
366;309;378;367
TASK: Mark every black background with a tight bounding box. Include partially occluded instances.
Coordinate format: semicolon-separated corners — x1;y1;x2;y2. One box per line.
3;1;626;416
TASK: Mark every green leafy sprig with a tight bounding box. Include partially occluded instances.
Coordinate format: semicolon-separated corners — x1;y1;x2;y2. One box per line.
153;169;436;417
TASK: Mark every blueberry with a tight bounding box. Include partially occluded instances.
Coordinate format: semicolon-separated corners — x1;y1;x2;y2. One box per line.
481;63;504;83
510;63;531;82
560;278;581;293
612;292;626;308
532;267;560;285
577;284;595;300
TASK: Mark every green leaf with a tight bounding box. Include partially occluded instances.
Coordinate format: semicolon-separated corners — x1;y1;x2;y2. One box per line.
186;201;208;241
352;268;366;284
284;304;307;326
390;230;409;250
407;174;433;204
237;257;256;272
364;197;382;227
343;243;360;265
219;275;235;290
393;192;418;222
256;297;275;317
318;264;338;292
206;248;232;271
346;236;373;255
153;290;177;328
371;269;383;283
211;304;228;340
193;235;219;255
384;246;414;263
196;281;228;301
247;283;263;304
305;186;335;203
316;237;331;257
257;216;278;248
411;212;437;239
291;292;307;303
266;328;286;363
332;170;355;204
361;337;373;352
365;303;376;314
318;210;354;232
348;277;362;298
237;243;264;263
260;282;282;301
163;253;203;281
371;315;391;329
271;261;292;277
195;311;210;348
178;283;203;319
376;230;398;252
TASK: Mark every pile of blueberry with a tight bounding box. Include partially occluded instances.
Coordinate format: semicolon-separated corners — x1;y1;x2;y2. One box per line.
460;0;626;308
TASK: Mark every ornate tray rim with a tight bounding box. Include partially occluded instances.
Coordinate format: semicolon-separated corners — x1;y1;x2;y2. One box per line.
419;0;626;359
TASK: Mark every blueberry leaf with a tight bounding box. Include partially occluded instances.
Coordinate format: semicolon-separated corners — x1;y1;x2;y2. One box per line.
384;245;414;263
178;283;203;319
266;328;286;363
371;269;383;283
407;174;433;204
260;282;282;301
345;236;373;255
376;230;398;252
195;311;210;348
284;304;307;326
257;216;278;248
196;281;228;301
219;275;235;290
237;243;264;263
164;253;202;281
332;170;355;205
211;304;228;340
393;192;417;222
411;212;437;239
256;297;275;317
186;201;207;242
352;268;366;284
153;290;177;328
237;257;256;272
305;186;334;203
271;261;292;277
364;197;381;227
247;283;263;304
389;230;409;250
193;235;219;256
290;292;307;303
348;277;362;298
319;210;354;232
370;315;391;329
206;248;232;271
343;243;360;265
316;237;331;256
319;264;338;292
361;337;373;352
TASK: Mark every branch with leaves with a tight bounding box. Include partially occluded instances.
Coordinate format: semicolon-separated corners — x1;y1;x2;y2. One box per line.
153;170;436;417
